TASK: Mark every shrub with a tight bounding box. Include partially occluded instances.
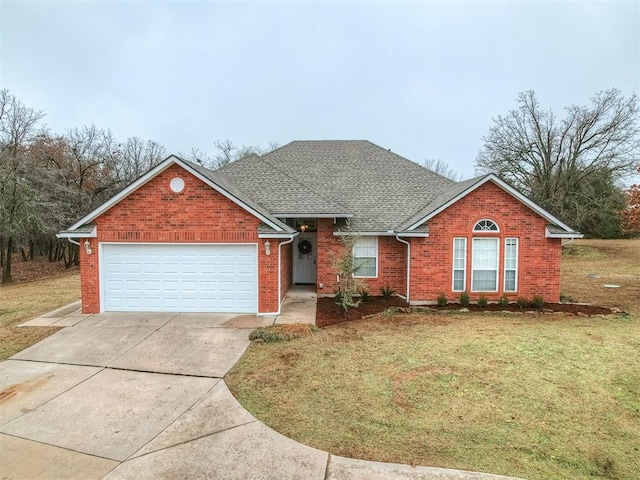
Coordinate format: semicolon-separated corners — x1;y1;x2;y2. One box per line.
437;293;448;307
380;285;396;300
459;291;470;307
498;294;509;308
516;297;529;309
477;296;488;308
560;293;575;303
532;296;544;308
359;289;371;302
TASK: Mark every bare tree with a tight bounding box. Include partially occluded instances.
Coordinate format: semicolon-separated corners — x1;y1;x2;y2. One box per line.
476;89;639;236
423;158;460;181
189;139;279;169
0;90;47;282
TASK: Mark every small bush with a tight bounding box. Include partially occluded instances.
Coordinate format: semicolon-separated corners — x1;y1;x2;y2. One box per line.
532;296;544;308
477;296;488;308
249;324;319;343
380;285;396;300
516;297;529;309
333;290;343;304
459;291;470;307
560;293;575;303
359;289;371;302
498;294;509;308
437;293;448;306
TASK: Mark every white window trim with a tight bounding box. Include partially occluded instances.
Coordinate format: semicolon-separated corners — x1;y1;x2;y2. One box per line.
353;236;378;279
471;237;500;293
504;237;519;292
473;219;500;233
452;237;467;292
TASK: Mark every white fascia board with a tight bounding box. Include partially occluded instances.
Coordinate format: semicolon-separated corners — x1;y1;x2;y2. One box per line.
273;213;353;218
545;228;584;239
333;231;399;236
395;232;429;238
65;155;283;233
407;174;578;234
56;226;97;238
258;232;299;239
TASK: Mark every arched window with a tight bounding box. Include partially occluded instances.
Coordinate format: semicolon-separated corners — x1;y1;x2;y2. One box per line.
473;219;499;232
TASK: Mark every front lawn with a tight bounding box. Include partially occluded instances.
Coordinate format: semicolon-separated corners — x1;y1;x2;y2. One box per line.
226;239;640;480
0;271;80;360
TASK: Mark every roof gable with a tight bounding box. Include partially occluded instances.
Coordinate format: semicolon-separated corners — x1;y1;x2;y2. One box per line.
64;155;293;234
400;174;582;237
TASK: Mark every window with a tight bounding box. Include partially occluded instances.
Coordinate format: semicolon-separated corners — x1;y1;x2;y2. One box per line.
473;219;499;232
452;238;467;291
472;238;499;291
353;237;377;278
504;238;518;292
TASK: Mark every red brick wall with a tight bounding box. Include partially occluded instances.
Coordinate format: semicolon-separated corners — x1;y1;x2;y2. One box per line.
280;241;292;302
409;181;562;303
82;163;279;313
315;219;408;297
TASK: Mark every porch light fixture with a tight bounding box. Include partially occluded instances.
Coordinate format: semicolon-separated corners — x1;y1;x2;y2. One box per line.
300;223;308;232
84;239;93;255
264;240;271;256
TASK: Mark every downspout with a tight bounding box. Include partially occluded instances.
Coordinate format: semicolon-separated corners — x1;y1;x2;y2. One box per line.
276;235;297;315
561;238;575;247
66;238;80;247
395;235;410;303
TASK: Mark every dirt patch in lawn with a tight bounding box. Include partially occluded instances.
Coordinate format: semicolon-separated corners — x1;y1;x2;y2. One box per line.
317;296;616;327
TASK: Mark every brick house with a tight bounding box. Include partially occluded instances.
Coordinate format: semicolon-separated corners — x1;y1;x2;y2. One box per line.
58;140;582;315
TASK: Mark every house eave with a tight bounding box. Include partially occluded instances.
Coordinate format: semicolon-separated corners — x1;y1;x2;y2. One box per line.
333;231;428;237
258;232;300;239
545;228;584;239
274;213;353;218
56;226;97;239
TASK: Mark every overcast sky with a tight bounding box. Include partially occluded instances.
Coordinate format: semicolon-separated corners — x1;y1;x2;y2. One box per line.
1;0;638;180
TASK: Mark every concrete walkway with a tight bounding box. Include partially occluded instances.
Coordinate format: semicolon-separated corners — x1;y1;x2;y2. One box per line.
2;304;523;480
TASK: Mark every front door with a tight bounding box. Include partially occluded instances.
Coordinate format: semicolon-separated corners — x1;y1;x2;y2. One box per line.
293;233;316;284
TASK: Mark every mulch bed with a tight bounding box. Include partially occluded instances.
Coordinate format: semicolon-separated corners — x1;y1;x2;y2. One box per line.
316;296;618;328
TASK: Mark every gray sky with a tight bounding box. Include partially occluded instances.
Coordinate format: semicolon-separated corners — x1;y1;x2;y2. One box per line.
1;0;638;180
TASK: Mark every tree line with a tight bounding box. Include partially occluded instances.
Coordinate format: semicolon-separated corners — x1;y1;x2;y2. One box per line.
0;89;271;283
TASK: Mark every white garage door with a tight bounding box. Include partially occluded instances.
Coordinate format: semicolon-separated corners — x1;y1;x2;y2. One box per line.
101;243;258;313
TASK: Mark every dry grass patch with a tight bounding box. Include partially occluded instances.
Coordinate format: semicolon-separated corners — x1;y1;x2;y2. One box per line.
562;239;640;315
227;313;640;480
0;272;80;360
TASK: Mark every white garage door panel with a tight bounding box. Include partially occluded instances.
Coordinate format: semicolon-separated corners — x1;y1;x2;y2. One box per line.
102;244;258;313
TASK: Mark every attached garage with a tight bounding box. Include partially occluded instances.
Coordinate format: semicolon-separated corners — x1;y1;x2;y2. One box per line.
100;243;258;313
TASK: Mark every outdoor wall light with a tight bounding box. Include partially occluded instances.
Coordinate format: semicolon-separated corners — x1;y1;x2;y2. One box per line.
264;240;271;256
300;223;308;232
84;239;93;255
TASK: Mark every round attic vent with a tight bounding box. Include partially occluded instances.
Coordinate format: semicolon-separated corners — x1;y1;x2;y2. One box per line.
170;177;185;193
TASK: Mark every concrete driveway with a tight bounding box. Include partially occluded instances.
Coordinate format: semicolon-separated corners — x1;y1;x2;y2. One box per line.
0;308;520;480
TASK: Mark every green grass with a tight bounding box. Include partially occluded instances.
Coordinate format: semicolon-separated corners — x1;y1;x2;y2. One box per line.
227;314;640;479
0;272;80;360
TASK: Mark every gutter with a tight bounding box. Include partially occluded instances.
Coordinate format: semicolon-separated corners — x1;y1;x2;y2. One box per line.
395;235;411;303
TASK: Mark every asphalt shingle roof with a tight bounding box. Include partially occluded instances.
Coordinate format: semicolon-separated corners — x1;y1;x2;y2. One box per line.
217;140;456;232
